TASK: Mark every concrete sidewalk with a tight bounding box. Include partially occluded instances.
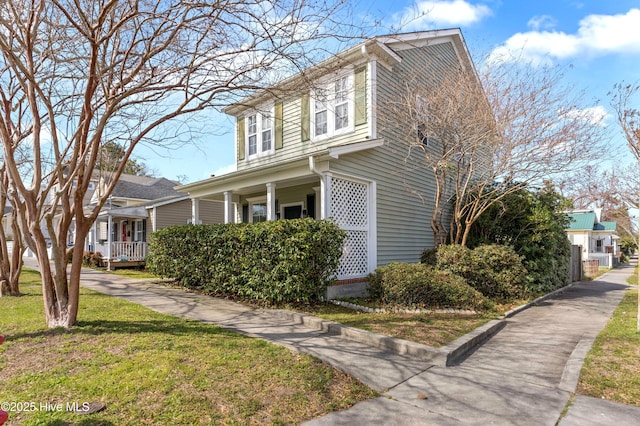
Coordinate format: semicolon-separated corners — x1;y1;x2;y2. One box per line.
22;256;640;424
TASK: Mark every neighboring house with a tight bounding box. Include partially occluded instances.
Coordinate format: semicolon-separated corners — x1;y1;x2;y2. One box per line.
177;29;482;288
1;206;14;241
566;209;620;267
85;174;224;269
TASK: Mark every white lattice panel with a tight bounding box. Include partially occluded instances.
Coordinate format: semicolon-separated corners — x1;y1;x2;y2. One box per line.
337;230;369;277
329;177;368;228
328;176;370;278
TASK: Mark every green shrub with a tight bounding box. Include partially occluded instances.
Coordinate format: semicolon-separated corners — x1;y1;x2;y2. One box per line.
435;244;528;301
368;262;492;311
419;248;438;266
466;185;571;294
147;219;346;305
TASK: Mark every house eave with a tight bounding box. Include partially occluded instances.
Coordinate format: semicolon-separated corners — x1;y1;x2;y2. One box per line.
177;138;384;198
328;138;385;158
222;40;402;116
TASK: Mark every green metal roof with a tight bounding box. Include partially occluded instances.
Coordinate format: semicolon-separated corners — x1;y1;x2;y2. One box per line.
567;212;596;230
594;221;617;231
566;212;617;232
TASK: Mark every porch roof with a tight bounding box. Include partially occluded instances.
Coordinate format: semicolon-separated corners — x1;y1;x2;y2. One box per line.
98;206;148;219
177;139;384;200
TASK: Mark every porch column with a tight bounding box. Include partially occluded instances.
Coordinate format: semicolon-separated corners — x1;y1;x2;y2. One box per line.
266;183;276;221
320;176;328;220
224;191;234;224
191;198;200;225
313;186;322;220
106;214;113;269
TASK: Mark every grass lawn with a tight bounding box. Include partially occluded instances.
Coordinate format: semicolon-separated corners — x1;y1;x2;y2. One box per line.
297;303;494;348
0;269;377;425
576;284;640;406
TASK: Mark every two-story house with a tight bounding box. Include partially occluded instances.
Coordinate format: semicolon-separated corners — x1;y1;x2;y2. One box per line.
177;29;481;290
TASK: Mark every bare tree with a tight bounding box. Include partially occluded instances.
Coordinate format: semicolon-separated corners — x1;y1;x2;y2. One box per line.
0;165;25;296
559;164;638;241
387;59;609;247
0;0;357;328
611;81;640;332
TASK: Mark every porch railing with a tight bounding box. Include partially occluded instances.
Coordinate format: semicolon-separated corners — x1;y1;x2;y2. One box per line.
110;242;146;261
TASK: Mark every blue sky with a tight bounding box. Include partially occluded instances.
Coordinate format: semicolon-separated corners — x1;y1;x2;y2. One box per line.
137;0;640;183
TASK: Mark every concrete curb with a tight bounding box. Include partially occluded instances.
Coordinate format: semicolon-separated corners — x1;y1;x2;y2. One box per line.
502;282;575;318
270;310;506;367
272;281;582;367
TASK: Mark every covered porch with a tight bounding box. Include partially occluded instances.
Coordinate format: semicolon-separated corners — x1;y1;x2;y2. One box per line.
90;206;148;270
178;155;378;280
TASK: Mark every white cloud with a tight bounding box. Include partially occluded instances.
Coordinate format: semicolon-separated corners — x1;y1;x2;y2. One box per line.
562;106;610;127
393;0;492;31
490;8;640;65
527;15;557;31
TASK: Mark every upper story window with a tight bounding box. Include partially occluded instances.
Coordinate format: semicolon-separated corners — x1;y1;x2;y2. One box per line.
311;74;354;140
245;107;274;159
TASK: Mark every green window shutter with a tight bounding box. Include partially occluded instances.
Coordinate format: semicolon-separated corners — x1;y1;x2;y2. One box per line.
237;116;245;160
275;102;283;150
354;67;367;126
301;94;310;142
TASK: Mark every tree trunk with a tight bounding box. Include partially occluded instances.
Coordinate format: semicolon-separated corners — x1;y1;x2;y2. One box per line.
38;222;92;329
0;226;23;297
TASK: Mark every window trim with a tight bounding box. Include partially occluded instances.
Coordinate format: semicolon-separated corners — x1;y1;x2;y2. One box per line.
280;202;304;220
133;219;146;242
245;106;275;160
310;73;355;141
247;196;268;223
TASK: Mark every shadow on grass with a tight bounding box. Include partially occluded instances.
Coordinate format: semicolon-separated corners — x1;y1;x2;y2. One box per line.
8;318;248;342
43;420;115;426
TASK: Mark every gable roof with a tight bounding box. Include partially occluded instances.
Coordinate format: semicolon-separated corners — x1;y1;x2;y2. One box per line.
567;212;597;230
110;175;181;201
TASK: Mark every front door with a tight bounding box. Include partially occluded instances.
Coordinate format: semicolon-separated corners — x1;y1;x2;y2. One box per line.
283;204;302;220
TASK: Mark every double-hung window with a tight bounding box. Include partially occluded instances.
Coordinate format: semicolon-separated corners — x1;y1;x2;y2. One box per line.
334;78;349;131
246;107;274;159
315;90;328;137
311;74;353;140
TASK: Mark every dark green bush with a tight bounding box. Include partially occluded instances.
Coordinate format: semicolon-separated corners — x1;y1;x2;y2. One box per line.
419;248;438;266
368;262;492;311
466;185;571;294
146;219;346;305
435;244;528;301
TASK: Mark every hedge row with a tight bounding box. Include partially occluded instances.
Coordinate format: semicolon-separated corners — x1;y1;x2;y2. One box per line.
368;263;493;311
426;244;528;301
146;219;346;304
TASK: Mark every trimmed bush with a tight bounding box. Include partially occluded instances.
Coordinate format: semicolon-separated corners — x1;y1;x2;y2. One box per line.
146;219;346;305
368;263;492;311
435;244;528;301
419;247;438;266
